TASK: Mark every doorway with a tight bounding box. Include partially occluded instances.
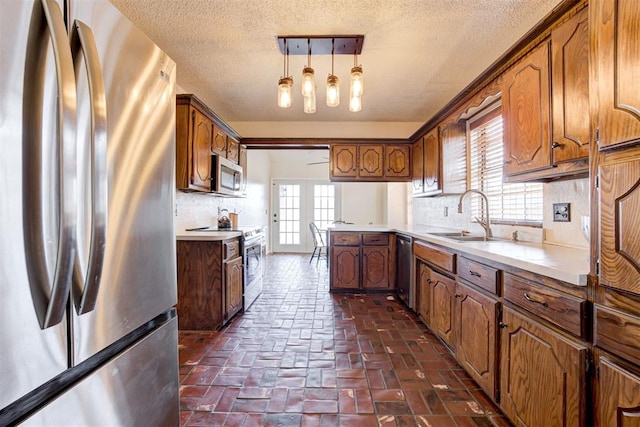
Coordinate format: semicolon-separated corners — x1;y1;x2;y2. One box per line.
271;179;341;253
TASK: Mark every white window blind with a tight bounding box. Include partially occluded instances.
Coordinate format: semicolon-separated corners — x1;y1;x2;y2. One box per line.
468;106;543;225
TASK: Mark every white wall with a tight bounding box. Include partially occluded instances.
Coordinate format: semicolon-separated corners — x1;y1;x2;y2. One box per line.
411;177;590;249
174;150;271;231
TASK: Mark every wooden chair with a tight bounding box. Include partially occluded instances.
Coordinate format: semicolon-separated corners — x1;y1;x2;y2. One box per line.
308;222;327;265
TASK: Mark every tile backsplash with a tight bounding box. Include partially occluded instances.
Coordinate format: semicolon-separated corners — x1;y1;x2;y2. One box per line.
412;178;589;249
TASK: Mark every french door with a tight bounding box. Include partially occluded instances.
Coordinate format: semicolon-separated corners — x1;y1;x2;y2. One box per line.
271;180;340;253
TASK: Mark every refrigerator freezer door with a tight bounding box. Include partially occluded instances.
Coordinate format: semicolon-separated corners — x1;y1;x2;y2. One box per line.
0;0;69;409
70;0;177;364
22;316;179;426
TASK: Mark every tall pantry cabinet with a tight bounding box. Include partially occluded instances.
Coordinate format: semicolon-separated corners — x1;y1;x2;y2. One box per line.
591;0;640;425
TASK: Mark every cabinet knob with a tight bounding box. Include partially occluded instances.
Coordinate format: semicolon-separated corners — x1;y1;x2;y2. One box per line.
552;142;562;149
454;294;461;299
499;322;508;328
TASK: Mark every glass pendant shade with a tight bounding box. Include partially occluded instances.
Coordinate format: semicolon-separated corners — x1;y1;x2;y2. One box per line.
277;77;293;108
301;67;315;97
303;89;316;114
326;75;340;107
350;66;363;97
349;95;362;112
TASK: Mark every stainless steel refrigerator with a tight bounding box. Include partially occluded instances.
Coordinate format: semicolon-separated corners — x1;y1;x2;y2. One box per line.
0;0;178;425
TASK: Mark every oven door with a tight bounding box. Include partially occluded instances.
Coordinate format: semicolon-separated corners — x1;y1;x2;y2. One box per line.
243;236;264;310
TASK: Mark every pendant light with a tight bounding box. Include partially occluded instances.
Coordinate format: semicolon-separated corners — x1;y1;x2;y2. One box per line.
349;50;363;112
277;40;293;108
302;39;316;113
301;39;315;98
326;39;340;107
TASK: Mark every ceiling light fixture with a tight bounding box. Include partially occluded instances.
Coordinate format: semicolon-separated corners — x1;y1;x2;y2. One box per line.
326;39;340;107
349;48;363;112
302;39;316;114
277;39;293;108
276;35;364;112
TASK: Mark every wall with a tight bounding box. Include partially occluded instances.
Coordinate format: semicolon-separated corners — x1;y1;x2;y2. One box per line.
174;150;271;231
411;177;589;249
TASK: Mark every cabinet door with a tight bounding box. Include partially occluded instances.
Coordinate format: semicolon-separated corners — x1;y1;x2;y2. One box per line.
226;135;240;163
502;41;552;176
411;139;424;194
441;121;467;194
362;246;389;289
551;7;590;163
212;125;228;157
417;262;431;324
500;307;587;427
599;158;640;296
423;128;441;194
331;145;358;179
597;356;640;426
190;108;214;191
224;256;243;321
430;270;456;348
456;281;498;400
331;246;360;289
594;0;640;149
358;145;384;178
384;144;411;179
238;144;248;192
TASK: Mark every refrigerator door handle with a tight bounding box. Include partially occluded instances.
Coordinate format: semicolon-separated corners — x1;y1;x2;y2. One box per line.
70;20;108;314
22;0;77;329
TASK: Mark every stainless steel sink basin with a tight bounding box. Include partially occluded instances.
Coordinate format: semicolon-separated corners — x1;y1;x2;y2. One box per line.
447;235;504;242
427;231;468;237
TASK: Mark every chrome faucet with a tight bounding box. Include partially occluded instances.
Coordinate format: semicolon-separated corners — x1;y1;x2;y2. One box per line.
458;189;493;239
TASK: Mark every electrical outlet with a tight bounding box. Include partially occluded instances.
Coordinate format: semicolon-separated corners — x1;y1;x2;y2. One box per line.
444;207;449;217
553;203;570;222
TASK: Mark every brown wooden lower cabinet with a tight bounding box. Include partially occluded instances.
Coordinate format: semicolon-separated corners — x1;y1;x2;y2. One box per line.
500;306;587;426
177;237;242;330
430;269;456;348
455;281;498;400
597;354;640;426
417;262;431;323
329;231;394;291
224;256;243;322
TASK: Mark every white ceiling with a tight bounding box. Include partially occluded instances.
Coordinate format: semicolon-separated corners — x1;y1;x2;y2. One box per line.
110;0;563;139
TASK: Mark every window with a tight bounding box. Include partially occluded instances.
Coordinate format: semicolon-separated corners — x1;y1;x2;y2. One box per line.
313;184;336;230
468;105;543;225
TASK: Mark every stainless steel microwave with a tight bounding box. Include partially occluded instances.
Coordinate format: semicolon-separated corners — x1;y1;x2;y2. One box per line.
211;154;243;196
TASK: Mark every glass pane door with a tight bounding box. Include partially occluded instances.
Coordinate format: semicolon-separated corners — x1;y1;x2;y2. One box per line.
271;180;340;253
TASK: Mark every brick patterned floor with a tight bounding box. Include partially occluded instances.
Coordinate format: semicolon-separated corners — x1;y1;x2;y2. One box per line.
179;254;511;426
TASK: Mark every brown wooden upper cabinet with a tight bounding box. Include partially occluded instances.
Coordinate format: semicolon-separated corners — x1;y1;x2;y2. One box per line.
412;127;441;196
176;94;244;192
593;0;640;150
551;7;590;163
329;143;411;182
238;144;248;193
502;41;553;177
176;97;214;192
502;7;590;180
212;125;228;158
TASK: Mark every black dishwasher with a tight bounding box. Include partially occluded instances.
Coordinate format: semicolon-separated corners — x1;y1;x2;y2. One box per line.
395;234;414;309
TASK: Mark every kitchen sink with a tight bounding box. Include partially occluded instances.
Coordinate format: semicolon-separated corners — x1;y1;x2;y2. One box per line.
427;231;468;237
447;235;505;242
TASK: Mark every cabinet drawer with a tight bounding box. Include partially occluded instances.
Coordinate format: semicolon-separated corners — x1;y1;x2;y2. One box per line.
362;233;389;246
458;257;500;295
413;241;456;274
504;273;586;338
595;305;640;366
224;239;240;260
331;232;360;246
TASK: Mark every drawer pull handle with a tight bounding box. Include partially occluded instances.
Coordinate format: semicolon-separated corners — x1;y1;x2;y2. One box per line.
469;270;482;278
524;292;548;307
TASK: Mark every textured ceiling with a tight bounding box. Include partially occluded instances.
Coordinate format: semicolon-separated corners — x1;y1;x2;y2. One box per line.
110;0;563;138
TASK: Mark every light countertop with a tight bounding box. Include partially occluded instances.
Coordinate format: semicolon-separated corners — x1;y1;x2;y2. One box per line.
176;228;242;241
328;224;590;287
